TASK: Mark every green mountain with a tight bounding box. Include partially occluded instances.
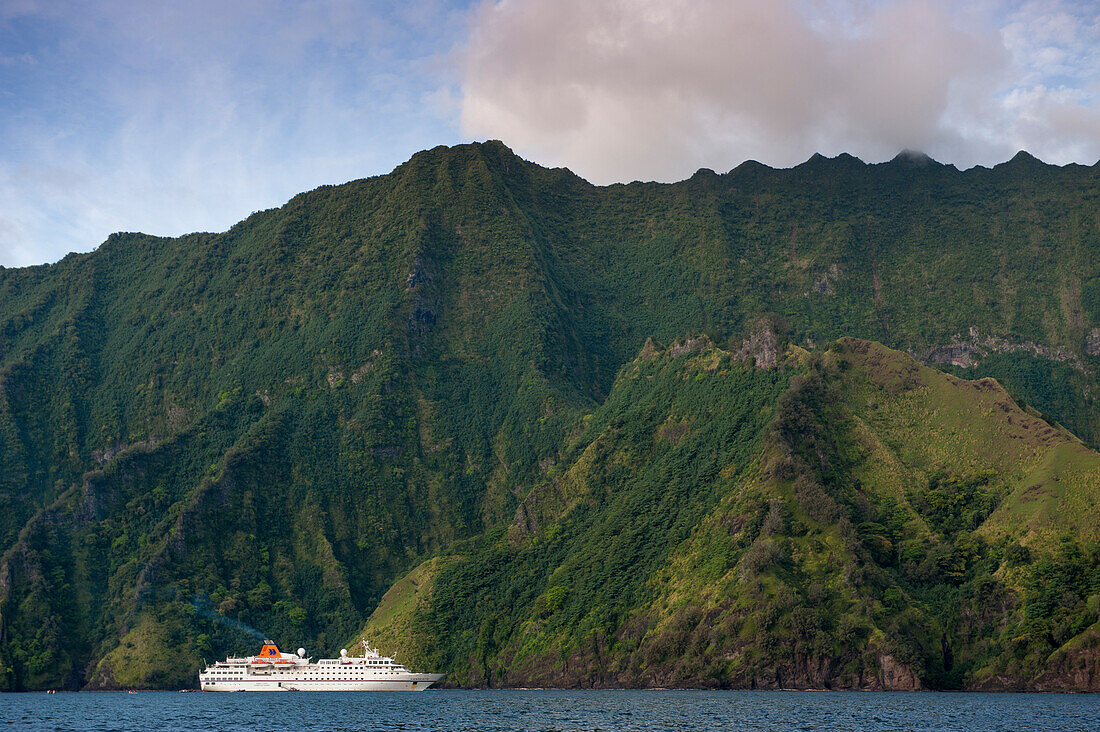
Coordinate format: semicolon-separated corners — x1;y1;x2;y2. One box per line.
0;142;1098;690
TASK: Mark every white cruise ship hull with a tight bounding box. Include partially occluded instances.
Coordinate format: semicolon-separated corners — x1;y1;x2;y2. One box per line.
200;639;443;692
200;674;444;692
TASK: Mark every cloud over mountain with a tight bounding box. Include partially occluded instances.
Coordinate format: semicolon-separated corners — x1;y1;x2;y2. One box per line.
460;0;1100;182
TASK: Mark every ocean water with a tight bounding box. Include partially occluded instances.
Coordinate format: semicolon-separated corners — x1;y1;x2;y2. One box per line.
1;690;1097;731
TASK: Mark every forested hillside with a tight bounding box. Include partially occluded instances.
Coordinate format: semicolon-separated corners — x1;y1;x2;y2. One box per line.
0;142;1097;690
360;337;1100;690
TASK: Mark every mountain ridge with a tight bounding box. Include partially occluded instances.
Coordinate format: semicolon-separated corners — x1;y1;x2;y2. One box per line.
6;140;1095;276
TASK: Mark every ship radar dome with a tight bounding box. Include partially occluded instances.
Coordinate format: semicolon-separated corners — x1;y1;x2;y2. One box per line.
297;648;306;657
341;649;348;657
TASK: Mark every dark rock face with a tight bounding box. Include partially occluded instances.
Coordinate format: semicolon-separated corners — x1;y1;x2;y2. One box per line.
1087;328;1100;357
485;642;924;691
925;344;982;368
922;327;1088;371
810;263;841;296
407;303;436;336
869;653;923;691
404;256;433;291
734;324;780;369
669;336;709;358
405;254;439;344
1028;630;1100;692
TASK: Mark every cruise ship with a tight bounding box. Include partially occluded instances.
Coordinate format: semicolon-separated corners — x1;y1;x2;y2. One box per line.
199;639;444;691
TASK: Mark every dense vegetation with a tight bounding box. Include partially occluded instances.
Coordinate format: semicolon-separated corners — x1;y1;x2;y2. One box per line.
361;338;1100;690
415;339;789;685
0;142;1098;689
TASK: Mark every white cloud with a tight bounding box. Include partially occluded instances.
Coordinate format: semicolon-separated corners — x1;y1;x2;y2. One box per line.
0;0;469;267
459;0;1100;182
992;0;1100;162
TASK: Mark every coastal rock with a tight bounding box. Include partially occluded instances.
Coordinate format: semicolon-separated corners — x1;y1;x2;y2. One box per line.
869;653;923;691
1027;629;1100;692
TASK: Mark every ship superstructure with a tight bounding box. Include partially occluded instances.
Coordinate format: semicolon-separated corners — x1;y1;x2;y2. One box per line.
199;639;443;691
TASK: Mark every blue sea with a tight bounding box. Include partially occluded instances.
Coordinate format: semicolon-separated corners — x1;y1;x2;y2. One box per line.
1;690;1097;731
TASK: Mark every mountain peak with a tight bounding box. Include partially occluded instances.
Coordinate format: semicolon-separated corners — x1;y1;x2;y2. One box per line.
995;150;1047;170
888;149;940;168
794;152;867;171
727;159;772;177
402;140;522;168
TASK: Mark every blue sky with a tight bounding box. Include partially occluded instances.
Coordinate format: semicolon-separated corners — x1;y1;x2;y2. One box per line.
2;0;1099;266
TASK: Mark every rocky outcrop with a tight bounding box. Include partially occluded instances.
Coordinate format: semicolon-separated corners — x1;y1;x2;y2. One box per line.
1028;629;1100;692
669;336;709;358
405;254;439;347
809;263;841;296
920;326;1088;372
1087;328;1100;357
866;653;923;691
92;440;157;465
924;343;983;368
734;323;780;369
485;645;924;691
638;336;661;360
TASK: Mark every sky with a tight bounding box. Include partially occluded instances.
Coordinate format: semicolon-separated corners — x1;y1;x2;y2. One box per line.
1;0;1099;267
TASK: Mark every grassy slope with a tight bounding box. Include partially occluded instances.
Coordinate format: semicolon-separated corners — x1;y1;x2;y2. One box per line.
835;338;1100;544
